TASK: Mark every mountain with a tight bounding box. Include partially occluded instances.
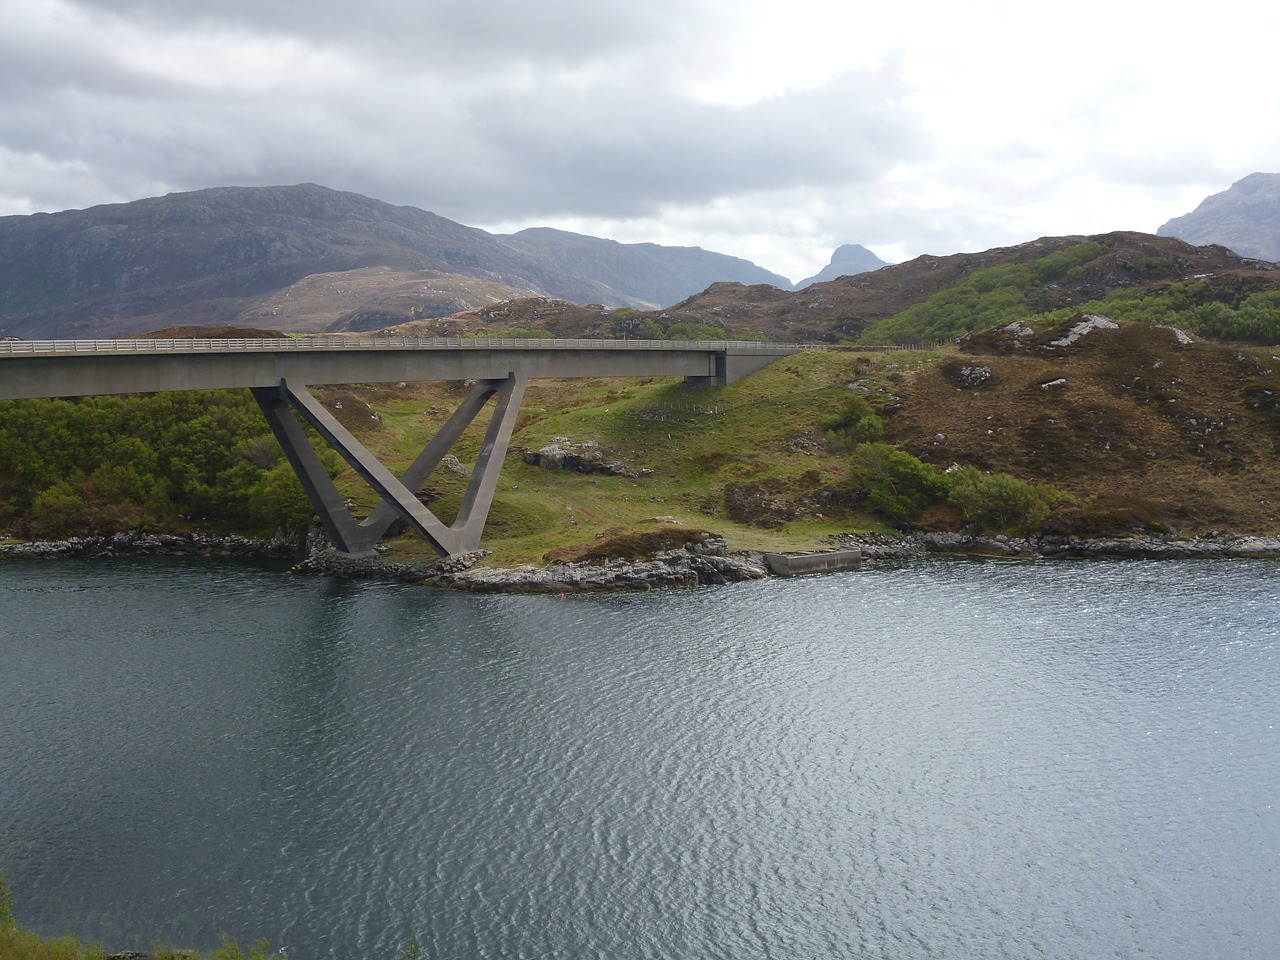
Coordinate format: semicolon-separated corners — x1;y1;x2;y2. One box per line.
656;231;1280;343
0;184;790;339
500;227;793;307
1157;173;1280;262
417;232;1280;346
796;243;889;287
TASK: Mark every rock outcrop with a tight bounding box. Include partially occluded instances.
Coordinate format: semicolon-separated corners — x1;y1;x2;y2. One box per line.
522;437;640;477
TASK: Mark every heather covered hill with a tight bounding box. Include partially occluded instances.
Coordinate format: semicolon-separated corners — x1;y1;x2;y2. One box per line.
886;316;1280;535
657;232;1280;343
412;232;1280;346
1159;172;1280;263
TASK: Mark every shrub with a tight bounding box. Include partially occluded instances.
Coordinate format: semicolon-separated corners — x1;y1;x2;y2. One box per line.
666;321;729;341
822;395;885;451
845;443;952;524
946;466;1073;534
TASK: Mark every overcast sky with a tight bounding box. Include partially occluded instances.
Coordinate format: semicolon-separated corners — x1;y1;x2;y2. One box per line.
3;0;1278;282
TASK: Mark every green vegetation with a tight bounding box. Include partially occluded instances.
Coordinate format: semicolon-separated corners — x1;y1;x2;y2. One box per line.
859;241;1106;345
1046;285;1280;343
833;442;1071;534
665;321;729;340
856;237;1280;347
821;394;885;451
844;442;952;524
610;310;728;341
0;926;424;960
495;327;552;339
1;867;12;929
946;465;1073;534
0;391;323;539
0;869;426;959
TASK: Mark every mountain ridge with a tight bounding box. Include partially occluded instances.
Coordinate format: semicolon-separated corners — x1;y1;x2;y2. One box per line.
411;231;1279;346
0;183;805;339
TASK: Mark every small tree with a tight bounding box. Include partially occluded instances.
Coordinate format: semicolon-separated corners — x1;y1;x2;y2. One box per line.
822;395;885;451
947;465;1072;534
847;443;952;525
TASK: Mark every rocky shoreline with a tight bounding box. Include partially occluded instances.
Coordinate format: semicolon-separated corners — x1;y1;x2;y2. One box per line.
291;533;773;592
832;531;1280;561
0;530;303;560
4;529;1280;593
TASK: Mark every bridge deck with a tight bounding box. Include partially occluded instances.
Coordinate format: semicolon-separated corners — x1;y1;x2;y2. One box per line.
0;337;816;400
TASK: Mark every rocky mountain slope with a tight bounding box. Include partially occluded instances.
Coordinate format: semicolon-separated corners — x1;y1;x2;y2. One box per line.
886;316;1280;534
1158;172;1280;262
0;184;793;339
498;227;792;306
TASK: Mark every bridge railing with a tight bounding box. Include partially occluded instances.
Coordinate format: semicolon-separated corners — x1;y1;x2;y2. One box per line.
0;337;829;357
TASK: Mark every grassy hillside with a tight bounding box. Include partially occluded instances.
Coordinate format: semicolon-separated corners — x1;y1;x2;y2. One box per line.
299;313;1280;560
303;348;910;563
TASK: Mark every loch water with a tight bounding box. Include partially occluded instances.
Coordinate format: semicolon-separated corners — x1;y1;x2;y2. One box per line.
1;556;1277;959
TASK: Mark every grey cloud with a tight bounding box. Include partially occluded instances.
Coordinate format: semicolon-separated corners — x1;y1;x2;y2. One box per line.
0;0;930;230
66;0;738;67
441;69;928;221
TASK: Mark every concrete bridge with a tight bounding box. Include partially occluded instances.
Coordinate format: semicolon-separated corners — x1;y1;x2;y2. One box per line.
0;337;815;557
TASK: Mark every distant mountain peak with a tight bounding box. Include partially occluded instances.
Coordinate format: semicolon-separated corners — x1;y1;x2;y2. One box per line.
797;243;889;288
1157;173;1280;262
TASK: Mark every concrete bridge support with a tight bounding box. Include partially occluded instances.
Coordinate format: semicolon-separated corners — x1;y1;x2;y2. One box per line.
252;373;527;558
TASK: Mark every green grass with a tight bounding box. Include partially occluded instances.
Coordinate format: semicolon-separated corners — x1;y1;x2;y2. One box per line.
317;350;945;564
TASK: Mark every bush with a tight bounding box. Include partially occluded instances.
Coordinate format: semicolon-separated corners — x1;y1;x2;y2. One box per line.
666;321;729;341
946;466;1073;534
0;391;322;537
845;443;952;524
822;395;885;451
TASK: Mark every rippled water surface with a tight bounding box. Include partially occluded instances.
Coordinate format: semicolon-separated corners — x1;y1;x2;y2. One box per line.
1;557;1278;959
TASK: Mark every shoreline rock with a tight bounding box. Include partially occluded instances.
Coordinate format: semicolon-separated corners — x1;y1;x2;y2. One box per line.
5;529;1280;594
830;531;1280;561
292;535;771;592
0;529;304;560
